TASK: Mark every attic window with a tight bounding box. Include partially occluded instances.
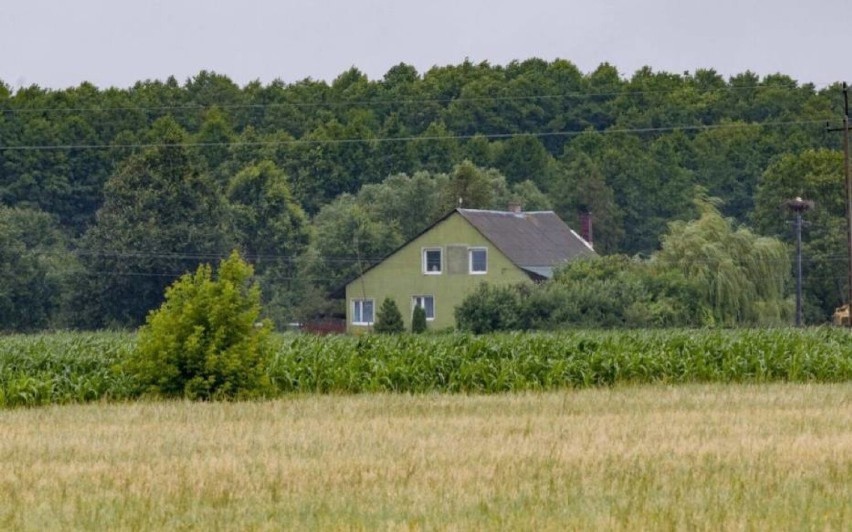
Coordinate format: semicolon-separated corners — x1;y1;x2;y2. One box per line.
423;248;442;274
469;248;487;274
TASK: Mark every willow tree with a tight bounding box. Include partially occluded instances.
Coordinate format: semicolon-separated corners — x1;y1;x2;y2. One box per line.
655;198;792;326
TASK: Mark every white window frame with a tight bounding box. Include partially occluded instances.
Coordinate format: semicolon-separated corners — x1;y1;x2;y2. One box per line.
422;247;443;275
469;247;488;274
351;298;375;326
412;295;435;321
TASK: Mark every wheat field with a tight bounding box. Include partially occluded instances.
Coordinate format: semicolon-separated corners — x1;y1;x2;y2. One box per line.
1;384;850;530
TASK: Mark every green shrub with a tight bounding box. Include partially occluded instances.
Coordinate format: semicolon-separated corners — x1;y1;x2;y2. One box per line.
126;251;273;400
412;305;427;333
455;256;708;333
454;283;523;333
374;297;404;333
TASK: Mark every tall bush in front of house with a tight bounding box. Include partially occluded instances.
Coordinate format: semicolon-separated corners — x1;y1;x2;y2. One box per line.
374;297;405;333
126;251;273;400
412;306;427;333
454;256;708;333
455;283;524;333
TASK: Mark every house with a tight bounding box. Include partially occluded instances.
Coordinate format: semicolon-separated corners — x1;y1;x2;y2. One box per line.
344;207;596;333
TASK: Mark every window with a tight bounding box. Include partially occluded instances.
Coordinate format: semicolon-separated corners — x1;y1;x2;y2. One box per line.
469;248;487;274
412;295;435;320
352;299;374;325
423;248;442;274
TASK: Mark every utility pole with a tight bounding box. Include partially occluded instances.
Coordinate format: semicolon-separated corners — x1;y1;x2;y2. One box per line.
786;197;813;326
827;83;852;326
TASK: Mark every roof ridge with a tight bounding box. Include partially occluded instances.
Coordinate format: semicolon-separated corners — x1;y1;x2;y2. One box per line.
457;208;555;214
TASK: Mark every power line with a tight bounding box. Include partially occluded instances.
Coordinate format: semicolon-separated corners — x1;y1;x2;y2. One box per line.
0;119;829;152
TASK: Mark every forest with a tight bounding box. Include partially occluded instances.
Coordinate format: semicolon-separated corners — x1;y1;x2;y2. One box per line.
0;58;848;330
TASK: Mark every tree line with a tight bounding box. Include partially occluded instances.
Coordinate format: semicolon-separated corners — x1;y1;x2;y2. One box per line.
0;59;847;329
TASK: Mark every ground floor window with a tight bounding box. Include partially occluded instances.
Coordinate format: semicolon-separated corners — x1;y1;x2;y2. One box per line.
412;295;435;320
352;299;374;325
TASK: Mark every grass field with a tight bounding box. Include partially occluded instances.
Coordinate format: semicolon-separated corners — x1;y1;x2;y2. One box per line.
1;383;849;530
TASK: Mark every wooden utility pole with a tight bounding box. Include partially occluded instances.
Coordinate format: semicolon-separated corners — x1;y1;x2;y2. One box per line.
827;83;852;325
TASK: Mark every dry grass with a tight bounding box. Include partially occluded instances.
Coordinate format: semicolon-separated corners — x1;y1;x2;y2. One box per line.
1;384;850;530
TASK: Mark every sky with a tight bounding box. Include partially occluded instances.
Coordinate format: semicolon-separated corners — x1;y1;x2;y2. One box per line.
2;0;849;91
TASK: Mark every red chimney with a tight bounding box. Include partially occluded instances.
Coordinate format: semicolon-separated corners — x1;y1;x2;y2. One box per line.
579;212;593;247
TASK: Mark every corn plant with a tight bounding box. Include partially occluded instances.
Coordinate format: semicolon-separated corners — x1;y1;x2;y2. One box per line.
2;328;852;407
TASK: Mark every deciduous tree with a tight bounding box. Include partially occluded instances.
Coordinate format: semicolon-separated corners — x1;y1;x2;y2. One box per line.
74;117;231;328
127;251;272;400
657;197;791;325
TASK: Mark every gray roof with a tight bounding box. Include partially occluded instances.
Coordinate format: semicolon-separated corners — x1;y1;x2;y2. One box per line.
520;266;557;280
457;209;595;278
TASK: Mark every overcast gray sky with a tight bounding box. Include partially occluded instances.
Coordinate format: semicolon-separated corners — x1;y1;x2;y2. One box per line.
2;0;849;90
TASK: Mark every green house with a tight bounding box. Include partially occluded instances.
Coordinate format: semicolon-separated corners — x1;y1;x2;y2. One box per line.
344;208;596;333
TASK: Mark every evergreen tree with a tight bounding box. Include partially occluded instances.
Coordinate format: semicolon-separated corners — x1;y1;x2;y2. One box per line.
411;305;427;333
550;154;623;253
374;297;404;333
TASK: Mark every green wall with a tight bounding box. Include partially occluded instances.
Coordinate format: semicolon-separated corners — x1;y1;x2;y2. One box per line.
345;213;531;333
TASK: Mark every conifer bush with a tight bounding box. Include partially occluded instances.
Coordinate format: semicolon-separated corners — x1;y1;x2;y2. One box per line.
411;306;427;333
126;251;273;400
374;297;404;333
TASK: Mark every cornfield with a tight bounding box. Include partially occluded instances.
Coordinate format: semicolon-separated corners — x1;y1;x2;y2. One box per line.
0;332;136;407
267;328;852;392
1;328;851;407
